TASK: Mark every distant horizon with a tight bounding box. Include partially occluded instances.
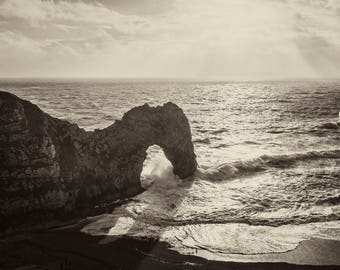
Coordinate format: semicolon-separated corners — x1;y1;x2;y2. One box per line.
1;76;340;83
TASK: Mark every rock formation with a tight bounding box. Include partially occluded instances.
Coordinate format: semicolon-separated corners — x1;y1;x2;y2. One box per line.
0;91;197;229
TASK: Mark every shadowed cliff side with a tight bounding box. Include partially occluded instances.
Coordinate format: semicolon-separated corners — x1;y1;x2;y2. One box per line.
0;91;197;230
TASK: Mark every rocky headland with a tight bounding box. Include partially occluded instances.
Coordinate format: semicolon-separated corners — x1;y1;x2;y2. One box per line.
0;91;197;230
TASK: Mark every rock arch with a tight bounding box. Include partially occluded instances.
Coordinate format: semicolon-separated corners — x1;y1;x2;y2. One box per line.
0;91;197;228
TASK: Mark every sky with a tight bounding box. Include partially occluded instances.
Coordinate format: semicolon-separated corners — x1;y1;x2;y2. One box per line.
0;0;339;80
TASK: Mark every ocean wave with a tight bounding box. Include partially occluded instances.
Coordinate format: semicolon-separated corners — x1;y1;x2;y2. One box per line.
160;221;340;256
82;148;340;255
276;99;293;103
23;86;41;90
316;195;340;206
242;140;261;145
210;128;228;135
198;149;340;181
212;143;230;149
193;138;210;144
157;211;340;227
196;128;228;135
317;122;340;130
266;130;285;134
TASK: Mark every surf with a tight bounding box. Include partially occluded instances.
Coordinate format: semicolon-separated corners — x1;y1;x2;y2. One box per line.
198;149;340;181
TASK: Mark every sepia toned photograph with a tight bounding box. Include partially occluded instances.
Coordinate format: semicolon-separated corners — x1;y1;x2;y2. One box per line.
0;0;340;269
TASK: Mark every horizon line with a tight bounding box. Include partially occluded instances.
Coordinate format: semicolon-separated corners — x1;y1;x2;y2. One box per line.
1;76;340;83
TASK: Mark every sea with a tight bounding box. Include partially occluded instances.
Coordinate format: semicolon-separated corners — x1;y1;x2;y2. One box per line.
1;78;340;262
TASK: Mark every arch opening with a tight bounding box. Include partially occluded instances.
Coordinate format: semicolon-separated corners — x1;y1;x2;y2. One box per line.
141;145;180;190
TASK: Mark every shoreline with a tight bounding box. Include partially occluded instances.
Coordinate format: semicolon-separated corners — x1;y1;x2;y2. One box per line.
1;225;340;270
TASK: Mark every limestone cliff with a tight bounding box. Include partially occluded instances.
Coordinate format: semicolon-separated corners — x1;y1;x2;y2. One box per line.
0;91;197;229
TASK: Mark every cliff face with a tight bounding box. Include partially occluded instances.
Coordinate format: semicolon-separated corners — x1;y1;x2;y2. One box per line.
0;91;197;229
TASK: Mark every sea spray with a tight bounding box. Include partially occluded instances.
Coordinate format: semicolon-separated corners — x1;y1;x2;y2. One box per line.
141;145;182;190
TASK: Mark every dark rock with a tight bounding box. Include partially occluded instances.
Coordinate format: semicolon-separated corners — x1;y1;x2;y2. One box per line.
0;91;197;229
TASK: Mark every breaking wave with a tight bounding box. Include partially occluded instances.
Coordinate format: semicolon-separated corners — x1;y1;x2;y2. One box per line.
83;148;340;255
198;149;340;181
316;122;340;130
83;148;340;239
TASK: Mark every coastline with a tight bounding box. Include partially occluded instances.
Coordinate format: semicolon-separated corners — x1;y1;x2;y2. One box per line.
1;224;339;270
1;87;340;270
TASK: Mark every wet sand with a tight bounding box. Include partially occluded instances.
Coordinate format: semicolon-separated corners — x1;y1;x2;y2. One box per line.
1;224;339;270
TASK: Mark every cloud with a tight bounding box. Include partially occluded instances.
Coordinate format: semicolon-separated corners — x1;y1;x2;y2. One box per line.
0;0;149;33
295;34;340;77
0;31;46;75
72;0;173;15
274;0;340;77
0;0;339;79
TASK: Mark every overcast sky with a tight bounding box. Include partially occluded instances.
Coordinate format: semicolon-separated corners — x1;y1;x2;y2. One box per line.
0;0;339;79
